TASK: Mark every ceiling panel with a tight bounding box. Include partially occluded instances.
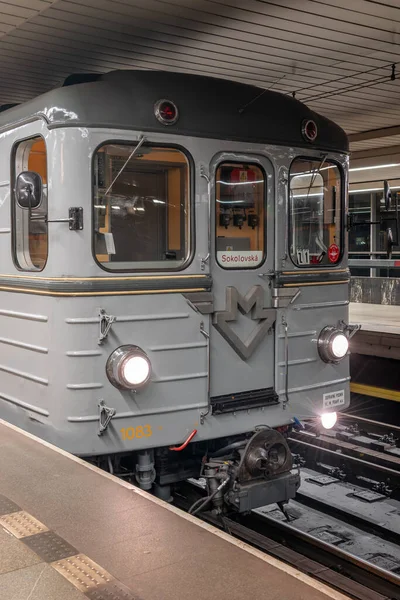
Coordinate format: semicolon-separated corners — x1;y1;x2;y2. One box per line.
0;0;400;152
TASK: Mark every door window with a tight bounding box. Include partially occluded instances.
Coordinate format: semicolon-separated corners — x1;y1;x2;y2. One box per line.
215;162;265;269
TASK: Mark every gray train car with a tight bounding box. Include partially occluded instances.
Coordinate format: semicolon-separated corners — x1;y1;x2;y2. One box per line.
0;70;354;513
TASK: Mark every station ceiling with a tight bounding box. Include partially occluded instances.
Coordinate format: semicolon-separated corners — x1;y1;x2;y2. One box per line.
1;0;400;154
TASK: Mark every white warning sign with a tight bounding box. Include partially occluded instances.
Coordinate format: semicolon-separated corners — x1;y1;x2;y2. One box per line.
323;389;345;409
217;250;263;268
296;249;310;265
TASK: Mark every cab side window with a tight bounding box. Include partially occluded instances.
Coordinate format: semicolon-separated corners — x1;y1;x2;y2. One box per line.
13;137;48;271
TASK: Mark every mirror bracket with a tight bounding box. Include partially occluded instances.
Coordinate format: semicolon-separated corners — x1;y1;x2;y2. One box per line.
338;320;361;340
68;207;83;230
47;207;83;230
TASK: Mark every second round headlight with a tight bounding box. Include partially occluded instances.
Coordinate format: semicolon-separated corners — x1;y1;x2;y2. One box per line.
318;327;349;363
106;345;151;390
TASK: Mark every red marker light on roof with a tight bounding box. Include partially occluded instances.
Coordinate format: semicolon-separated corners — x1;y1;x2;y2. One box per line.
154;99;179;125
302;119;318;142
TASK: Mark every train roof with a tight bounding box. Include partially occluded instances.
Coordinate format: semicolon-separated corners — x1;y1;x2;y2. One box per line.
0;70;348;152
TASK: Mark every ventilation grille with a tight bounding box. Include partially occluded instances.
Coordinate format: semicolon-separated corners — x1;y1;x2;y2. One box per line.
211;387;279;415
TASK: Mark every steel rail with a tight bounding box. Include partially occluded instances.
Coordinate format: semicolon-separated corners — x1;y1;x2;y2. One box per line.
247;510;399;600
290;431;400;472
288;436;400;491
340;412;400;436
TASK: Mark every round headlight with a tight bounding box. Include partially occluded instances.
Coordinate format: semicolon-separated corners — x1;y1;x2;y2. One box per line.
318;326;349;363
107;345;151;390
331;334;348;359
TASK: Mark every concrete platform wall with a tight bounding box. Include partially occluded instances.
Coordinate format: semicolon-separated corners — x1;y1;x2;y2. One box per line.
350;277;400;305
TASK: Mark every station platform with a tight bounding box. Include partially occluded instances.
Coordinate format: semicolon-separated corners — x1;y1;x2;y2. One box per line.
0;420;349;600
349;302;400;335
349;302;400;360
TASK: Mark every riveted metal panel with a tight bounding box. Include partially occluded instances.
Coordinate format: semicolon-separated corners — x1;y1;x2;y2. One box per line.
275;282;351;419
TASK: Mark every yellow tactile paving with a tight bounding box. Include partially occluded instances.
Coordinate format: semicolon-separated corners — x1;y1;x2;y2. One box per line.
0;510;49;539
51;554;114;593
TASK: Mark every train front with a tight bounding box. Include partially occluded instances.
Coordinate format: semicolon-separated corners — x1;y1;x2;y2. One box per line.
5;71;353;515
83;113;351;515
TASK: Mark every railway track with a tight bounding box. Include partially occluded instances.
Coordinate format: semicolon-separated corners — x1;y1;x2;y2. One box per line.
339;414;400;439
289;414;400;499
97;451;400;599
174;414;400;599
106;412;400;599
249;502;400;600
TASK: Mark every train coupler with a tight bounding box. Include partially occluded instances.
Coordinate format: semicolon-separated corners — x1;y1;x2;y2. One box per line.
204;428;300;513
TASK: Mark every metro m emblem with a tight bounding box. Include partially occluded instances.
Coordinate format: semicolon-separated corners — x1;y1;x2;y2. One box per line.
213;286;276;360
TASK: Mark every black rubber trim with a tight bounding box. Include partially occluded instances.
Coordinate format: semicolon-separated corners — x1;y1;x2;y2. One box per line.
0;274;212;295
211;387;279;415
275;269;350;286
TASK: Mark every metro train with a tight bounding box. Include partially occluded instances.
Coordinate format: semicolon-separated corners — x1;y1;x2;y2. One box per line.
0;70;356;514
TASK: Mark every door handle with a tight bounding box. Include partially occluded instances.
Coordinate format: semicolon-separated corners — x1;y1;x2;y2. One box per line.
258;270;275;279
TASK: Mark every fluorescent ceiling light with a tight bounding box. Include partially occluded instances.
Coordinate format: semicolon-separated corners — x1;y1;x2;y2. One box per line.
350;163;400;172
350;185;400;194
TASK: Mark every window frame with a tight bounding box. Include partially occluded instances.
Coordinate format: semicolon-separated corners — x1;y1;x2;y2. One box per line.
91;140;195;273
214;159;268;271
288;155;345;269
11;134;49;273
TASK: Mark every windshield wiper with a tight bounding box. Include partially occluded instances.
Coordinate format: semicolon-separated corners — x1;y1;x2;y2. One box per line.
101;135;146;201
305;154;327;200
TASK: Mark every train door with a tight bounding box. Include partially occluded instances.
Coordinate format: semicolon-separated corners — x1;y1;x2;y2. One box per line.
208;153;276;409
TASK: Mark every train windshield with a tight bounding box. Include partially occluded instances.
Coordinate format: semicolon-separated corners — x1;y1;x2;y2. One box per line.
93;143;190;271
289;158;343;267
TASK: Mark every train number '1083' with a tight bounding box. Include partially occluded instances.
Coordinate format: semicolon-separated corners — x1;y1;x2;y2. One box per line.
120;425;152;440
